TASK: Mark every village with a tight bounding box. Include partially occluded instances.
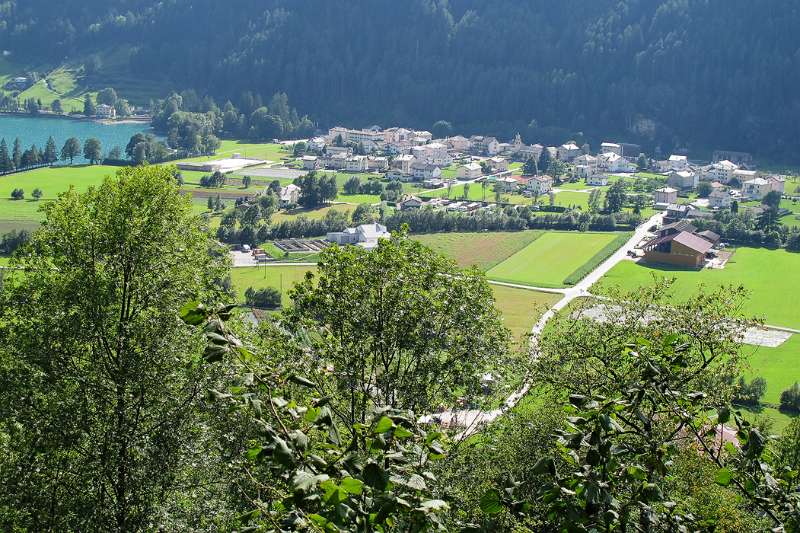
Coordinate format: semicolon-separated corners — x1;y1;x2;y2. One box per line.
197;124;794;271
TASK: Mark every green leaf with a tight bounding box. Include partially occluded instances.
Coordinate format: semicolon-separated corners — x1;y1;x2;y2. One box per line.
532;457;556;476
363;462;388;491
289;374;317;388
715;467;734;487
374;416;394;434
340;476;364;495
203;344;227;363
179;300;206;325
717;406;731;424
273;437;294;467
393;425;413;439
246;446;263;462
479;489;503;515
626;465;647;481
416;499;449;513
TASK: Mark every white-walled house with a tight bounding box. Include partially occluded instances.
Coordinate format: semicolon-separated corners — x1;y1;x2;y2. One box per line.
557;142;581;162
705;160;739;183
598;152;636;173
457;162;483;180
279;184;301;208
527;175;554;196
654;187;678;206
392;154;415;174
488;156;509;172
327;223;390;250
742;178;772;200
600;142;623;156
667;170;699;190
587;174;609;186
668;154;689;171
345;155;369;172
708;188;733;209
302;155;320;170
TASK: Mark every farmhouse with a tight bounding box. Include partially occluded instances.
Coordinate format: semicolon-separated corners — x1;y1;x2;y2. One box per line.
397;196;424;210
642;221;714;268
327;223;390;249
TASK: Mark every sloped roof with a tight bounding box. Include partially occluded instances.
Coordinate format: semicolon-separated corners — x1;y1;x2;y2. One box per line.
673;231;713;254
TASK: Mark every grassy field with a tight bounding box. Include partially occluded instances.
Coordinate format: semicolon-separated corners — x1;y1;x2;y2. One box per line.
595;247;800;329
420;182;529;204
271;204;354;223
411;231;543;271
230;265;316;305
229;264;561;342
492;285;562;342
487;231;623;288
180;141;291;164
740;335;800;433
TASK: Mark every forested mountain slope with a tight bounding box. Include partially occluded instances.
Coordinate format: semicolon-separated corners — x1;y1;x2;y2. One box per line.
3;0;799;159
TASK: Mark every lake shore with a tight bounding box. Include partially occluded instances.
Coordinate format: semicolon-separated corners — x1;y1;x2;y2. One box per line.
0;110;151;125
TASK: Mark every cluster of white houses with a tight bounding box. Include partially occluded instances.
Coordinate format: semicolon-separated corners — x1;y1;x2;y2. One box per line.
293;126;788;219
301;126;649;188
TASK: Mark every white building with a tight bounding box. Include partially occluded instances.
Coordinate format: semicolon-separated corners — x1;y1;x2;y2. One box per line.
95;104;116;119
457;162;483;180
654;187;678;206
447;135;471;152
708;188;733;209
308;137;327;151
586;174;609;186
557;142;581;162
742;178;772;200
527;175;554;196
668;154;689;171
598;152;636;173
412;142;451;166
705;160;739;183
279;184;301;208
667;170;699;190
327;223;390;250
302;155;320;170
345;155;369;172
488;156;509;172
600;142;623;156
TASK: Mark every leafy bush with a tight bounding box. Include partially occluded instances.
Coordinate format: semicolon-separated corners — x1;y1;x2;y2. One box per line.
244;286;282;309
10;188;24;200
780;382;800;413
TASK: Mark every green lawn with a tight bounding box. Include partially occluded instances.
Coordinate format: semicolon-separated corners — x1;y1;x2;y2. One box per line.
552;190;592;209
595;247;800;329
411;231;543;271
740;335;800;433
492;285;562;342
420;182;529;204
230;265;316;305
179;140;291;164
229;263;560;343
271;204;353;223
487;231;623;288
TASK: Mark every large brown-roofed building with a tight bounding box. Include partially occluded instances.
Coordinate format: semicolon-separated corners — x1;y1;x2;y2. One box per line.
642;226;715;268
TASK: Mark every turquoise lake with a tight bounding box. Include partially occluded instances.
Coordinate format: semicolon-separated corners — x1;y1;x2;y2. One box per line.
0;115;150;163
